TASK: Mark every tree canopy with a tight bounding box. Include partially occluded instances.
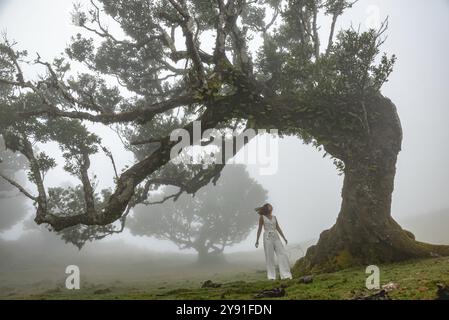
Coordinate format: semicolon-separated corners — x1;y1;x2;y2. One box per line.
0;0;395;232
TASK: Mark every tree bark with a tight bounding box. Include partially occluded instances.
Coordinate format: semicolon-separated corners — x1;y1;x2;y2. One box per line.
293;95;449;275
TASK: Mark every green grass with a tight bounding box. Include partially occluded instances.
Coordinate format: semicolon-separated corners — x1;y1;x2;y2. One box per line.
2;257;449;300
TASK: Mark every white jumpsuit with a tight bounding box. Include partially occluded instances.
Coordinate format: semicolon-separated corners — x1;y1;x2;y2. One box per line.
262;215;292;280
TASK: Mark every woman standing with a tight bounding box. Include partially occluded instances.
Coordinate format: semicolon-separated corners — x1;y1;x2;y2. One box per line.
255;203;292;280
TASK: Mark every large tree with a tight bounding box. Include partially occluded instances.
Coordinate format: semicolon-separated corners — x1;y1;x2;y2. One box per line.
128;165;267;263
0;0;448;273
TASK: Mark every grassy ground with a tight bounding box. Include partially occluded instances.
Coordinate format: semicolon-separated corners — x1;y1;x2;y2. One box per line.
2;257;448;300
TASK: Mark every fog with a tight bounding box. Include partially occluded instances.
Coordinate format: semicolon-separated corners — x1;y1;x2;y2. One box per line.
0;0;448;291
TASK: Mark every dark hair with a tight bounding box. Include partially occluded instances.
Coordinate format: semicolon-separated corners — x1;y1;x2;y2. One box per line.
255;203;273;216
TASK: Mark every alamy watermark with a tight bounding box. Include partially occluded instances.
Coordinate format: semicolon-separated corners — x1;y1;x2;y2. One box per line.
65;265;80;290
365;265;380;290
169;121;279;175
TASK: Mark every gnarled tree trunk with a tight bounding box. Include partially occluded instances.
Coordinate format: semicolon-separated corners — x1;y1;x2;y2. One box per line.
293;95;449;275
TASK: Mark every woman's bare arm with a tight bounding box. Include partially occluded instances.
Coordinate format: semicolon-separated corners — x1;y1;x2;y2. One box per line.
255;215;263;248
276;218;288;244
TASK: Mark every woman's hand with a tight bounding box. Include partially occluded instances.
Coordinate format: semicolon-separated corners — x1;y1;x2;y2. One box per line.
283;238;288;245
255;241;259;248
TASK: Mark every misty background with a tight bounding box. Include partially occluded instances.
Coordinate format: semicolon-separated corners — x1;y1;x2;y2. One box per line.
0;0;448;290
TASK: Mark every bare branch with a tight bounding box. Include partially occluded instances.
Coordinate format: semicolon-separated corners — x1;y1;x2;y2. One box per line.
168;0;207;88
213;0;228;66
311;2;320;59
0;173;37;201
102;147;119;180
146;189;182;205
18;94;196;124
225;0;253;74
326;12;338;55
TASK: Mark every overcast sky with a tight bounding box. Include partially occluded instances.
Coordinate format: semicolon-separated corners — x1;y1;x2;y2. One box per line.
0;0;448;253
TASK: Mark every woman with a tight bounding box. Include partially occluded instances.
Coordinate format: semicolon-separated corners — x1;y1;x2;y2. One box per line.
255;203;292;280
